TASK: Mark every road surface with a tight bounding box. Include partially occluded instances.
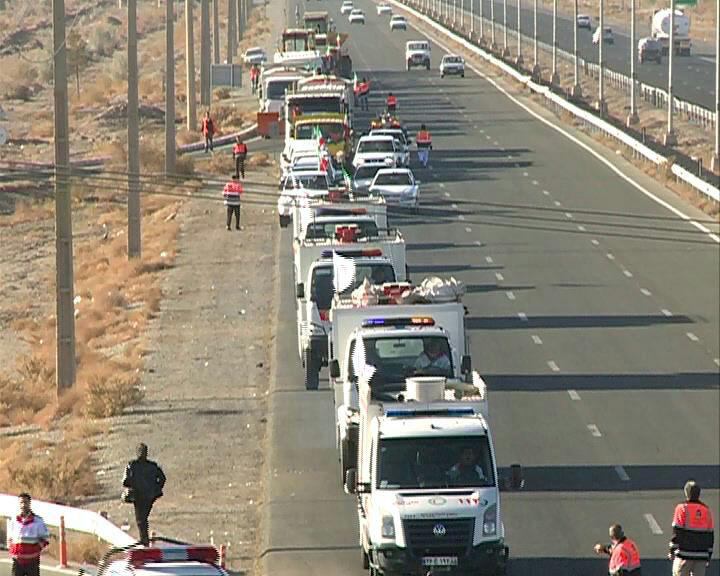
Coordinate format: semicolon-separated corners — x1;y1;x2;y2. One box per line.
261;1;720;575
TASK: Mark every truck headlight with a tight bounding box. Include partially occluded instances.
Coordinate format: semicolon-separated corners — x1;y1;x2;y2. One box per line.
482;504;497;536
381;515;395;539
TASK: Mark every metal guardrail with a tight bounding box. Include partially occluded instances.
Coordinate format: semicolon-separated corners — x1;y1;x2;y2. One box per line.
391;0;720;205
177;123;259;155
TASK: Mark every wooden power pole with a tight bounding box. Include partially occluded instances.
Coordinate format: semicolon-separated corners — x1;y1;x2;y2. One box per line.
213;0;220;64
128;0;141;258
165;0;176;174
227;0;235;63
237;0;243;42
185;0;197;130
200;0;211;106
52;0;77;390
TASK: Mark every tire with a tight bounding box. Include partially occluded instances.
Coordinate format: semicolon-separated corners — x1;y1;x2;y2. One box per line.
440;73;444;78
461;72;465;77
425;61;430;70
304;348;319;390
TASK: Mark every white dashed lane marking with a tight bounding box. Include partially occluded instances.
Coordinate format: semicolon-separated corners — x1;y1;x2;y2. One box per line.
531;335;543;345
644;514;664;535
506;291;516;300
465;226;472;233
591;239;600;246
444;191;451;197
567;389;581;401
661;309;673;317
532;180;539;186
587;424;602;437
486;256;494;264
542;189;550;195
614;466;631;481
458;214;465;221
577;225;586;232
553;200;562;207
623;270;633;278
640;288;652;296
517;312;528;322
451;203;458;209
565;212;573;219
495;272;504;281
606;253;615;260
686;332;700;342
547;360;560;372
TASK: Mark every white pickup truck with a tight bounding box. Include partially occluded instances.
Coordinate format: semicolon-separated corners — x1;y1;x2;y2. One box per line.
294;239;407;390
291;196;388;239
346;375;514;576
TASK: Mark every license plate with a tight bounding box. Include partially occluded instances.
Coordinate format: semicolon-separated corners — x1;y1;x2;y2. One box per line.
422;557;458;567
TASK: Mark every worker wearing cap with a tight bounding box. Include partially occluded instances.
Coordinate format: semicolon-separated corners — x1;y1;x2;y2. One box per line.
669;480;714;576
594;524;642;575
222;174;244;231
8;493;49;576
416;124;432;168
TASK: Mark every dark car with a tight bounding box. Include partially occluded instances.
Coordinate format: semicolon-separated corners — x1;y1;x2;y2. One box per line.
638;37;662;64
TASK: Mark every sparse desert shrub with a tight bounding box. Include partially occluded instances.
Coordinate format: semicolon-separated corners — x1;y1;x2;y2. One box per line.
89;25;118;58
85;373;144;418
111;51;128;82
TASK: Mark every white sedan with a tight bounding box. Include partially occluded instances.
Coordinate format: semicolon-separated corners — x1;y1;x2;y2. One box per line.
368;168;419;209
440;54;465;77
349;8;365;23
576;14;592;29
376;3;392;15
390;15;407;30
242;47;267;65
340;1;354;14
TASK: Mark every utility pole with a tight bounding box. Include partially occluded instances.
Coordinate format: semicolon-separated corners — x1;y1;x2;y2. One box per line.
551;0;559;84
664;0;676;145
713;0;719;173
213;0;220;64
52;0;77;391
627;0;638;125
515;0;522;66
490;0;496;50
460;0;464;30
237;0;243;42
502;0;509;57
597;0;606;115
185;0;197;131
201;0;211;106
227;0;235;63
479;0;484;42
532;0;539;79
470;0;474;37
165;0;176;174
571;0;581;96
128;0;141;258
452;0;456;28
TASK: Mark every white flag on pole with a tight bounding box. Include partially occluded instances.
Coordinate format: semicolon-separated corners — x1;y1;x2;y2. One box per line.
333;251;356;294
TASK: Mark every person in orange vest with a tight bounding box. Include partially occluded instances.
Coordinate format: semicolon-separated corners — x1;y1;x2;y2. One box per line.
233;136;248;179
250;64;260;94
594;524;642;575
223;174;243;230
8;493;49;576
669;480;714;576
356;77;370;111
416;123;432;167
386;92;397;113
201;110;215;153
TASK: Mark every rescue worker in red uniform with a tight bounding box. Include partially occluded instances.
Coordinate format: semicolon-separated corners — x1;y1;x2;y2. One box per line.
594;524;642;575
8;493;49;576
355;77;370;111
223;174;243;230
201;110;215;153
416;124;432;167
669;481;714;576
233;137;248;179
250;64;260;94
386;92;397;113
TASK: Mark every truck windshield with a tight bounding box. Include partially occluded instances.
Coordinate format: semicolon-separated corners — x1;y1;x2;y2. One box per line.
348;335;453;394
293;97;343;115
304;220;379;240
377;436;495;489
310;264;396;310
305;19;328;34
284;174;329;191
266;79;296;100
283;35;311;51
373;172;412;186
296;122;345;142
359;140;394;153
354;165;383;182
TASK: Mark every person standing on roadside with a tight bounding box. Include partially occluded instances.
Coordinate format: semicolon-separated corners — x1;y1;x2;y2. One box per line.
8;493;49;576
201;110;215;153
669;480;714;576
593;524;642;575
233;137;248;179
250;64;260;94
122;443;166;547
223;174;244;230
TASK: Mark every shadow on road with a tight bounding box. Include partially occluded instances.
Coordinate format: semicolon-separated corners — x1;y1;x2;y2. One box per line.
484;372;720;392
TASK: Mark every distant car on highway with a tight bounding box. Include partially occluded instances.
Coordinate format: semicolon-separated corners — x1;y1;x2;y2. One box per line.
242;47;267;65
377;3;392;15
390;15;407;30
440;54;465;77
368;167;419;208
340;0;353;14
576;14;592;29
352;164;384;195
593;26;614;45
406;40;431;70
349;8;365;23
638;37;662;64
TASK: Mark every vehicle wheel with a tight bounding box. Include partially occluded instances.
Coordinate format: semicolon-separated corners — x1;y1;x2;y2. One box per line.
425;62;430;70
440;73;444;78
362;549;369;570
406;63;411;70
304;348;319;390
461;72;465;77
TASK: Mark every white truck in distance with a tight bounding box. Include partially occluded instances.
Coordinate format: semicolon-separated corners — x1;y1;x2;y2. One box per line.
406;40;431;70
651;8;691;56
294;241;407;390
346;375;513;576
291;196;389;239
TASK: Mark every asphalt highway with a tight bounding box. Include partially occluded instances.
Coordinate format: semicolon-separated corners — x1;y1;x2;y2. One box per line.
261;1;720;575
456;0;717;109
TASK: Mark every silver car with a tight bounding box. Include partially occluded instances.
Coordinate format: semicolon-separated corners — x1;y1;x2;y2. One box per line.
368;168;419;209
440;54;465;77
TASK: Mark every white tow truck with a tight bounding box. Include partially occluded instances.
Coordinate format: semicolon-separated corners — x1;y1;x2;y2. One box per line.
345;375;513;576
328;286;472;488
294;240;407;390
290;195;389;238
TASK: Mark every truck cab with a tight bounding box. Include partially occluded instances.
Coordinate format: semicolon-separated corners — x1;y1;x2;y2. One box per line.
346;377;510;576
273;29;323;68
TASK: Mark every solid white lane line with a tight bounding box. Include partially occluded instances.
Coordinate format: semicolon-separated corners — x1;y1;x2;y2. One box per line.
465;226;472;232
623;270;633;278
486;256;494;263
568;389;581;400
547;360;560;372
506;291;516;300
615;466;631;481
587;424;602;437
686;332;700;342
531;334;543;345
591;239;600;245
495;272;504;281
640;288;652;296
577;225;586;232
644;513;664;535
606;253;615;260
518;312;528;322
661;309;673;317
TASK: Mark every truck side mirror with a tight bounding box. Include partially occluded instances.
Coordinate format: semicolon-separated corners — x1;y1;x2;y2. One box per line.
329;359;340;379
345;468;357;494
500;464;524;492
461;355;472;374
296;283;305;299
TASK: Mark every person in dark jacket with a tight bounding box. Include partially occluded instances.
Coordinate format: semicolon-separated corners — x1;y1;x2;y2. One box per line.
122;443;166;546
669;481;714;576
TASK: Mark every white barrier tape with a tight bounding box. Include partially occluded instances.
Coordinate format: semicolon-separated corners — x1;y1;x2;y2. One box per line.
387;0;720;224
